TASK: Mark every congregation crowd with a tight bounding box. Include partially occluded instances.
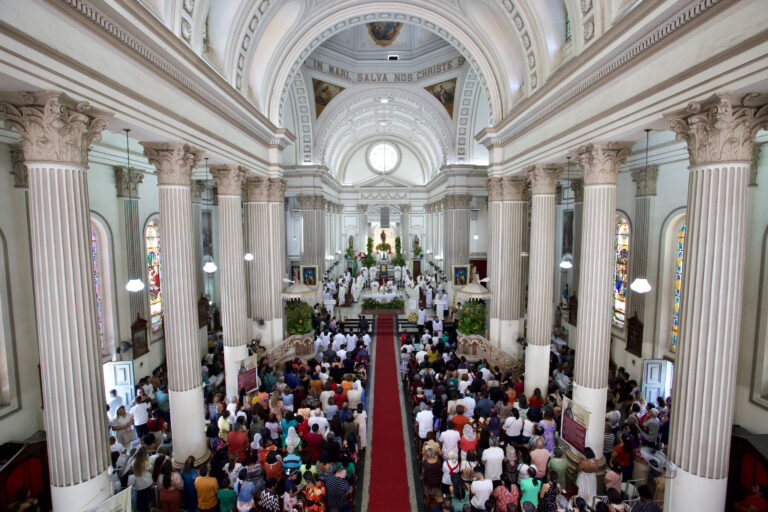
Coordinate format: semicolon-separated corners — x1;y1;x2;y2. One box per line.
106;313;372;512
402;319;671;512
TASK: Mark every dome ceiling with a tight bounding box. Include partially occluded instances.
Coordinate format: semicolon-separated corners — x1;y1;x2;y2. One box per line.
323;23;451;62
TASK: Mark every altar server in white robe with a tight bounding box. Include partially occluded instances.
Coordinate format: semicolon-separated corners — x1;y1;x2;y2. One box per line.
338;281;348;306
394;266;401;283
361;267;369;285
417;306;427;335
333;331;346;351
346;333;357;352
321;329;332;348
362;332;371;350
426;286;433;309
351;279;361;302
433;316;443;338
371;280;379;293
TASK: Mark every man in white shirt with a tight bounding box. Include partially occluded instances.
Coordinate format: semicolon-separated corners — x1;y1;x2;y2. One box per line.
462;394;476;419
415;403;434;440
362;333;371;350
307;409;330;437
470;468;493;510
346;333;356;352
440;420;460;457
107;390;123;419
503;413;523;441
415;349;428;365
481;437;505;480
130;395;151;438
314;335;326;357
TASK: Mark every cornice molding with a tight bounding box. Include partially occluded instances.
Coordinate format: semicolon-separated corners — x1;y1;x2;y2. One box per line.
490;0;726;145
54;0;287;146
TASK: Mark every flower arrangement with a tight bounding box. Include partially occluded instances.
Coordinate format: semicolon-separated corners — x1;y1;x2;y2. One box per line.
407;311;418;324
413;246;422;257
346;247;355;258
362;297;404;310
376;242;392;252
457;300;487;336
285;300;313;335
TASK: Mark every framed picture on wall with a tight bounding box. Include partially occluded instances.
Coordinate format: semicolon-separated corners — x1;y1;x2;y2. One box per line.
301;266;318;286
452;265;469;286
131;316;149;359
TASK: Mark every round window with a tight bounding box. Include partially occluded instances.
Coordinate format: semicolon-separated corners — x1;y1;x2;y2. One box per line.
368;142;400;173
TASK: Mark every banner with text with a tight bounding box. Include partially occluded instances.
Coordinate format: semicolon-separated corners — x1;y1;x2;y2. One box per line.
561;396;590;456
237;354;260;394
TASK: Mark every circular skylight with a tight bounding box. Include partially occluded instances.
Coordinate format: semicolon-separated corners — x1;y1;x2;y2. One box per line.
368;142;400;173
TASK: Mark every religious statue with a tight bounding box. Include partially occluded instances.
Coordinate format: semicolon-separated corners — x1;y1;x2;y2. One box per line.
380;231;386;244
348;235;354;249
414;235;420;247
470;265;480;284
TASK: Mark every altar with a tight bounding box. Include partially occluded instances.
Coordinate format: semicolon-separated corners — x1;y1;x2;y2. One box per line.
361;292;403;303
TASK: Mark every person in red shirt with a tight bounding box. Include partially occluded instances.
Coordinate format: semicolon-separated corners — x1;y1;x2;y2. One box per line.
333;388;347;409
305;423;324;462
296;415;310;439
513;375;524;397
452;404;470;433
227;423;249;463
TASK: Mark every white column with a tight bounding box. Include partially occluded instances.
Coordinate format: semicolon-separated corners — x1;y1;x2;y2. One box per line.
211;165;249;399
572;142;634;455
487;177;527;355
357;204;368;253
627;166;658;324
525;164;562;397
570;180;584;299
443;194;471;273
664;93;768;510
191;181;208;357
142;141;209;465
115;166;145;322
0;91;113;510
266;178;287;345
298;195;326;268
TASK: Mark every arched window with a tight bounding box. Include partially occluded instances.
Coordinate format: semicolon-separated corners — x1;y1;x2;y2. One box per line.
146;220;163;334
564;1;572;42
672;223;686;352
612;216;630;329
89;216;116;358
90;228;104;347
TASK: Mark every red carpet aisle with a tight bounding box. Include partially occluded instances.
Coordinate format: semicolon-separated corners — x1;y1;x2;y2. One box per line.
368;314;412;512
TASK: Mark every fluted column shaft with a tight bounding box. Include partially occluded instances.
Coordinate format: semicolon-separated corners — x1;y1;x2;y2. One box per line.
572;142;634;456
665;94;768;510
298;195;326;268
487;177;527;354
0;91;113;510
191;181;205;300
115;166;146;322
443;195;471;272
142;141;208;465
212;166;248;399
525;165;561;397
571;180;584;297
628;167;658;322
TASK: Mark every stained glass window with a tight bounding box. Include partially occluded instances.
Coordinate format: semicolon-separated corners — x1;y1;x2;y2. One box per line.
612;217;630;328
672;223;686;352
146;221;163;333
90;230;104;346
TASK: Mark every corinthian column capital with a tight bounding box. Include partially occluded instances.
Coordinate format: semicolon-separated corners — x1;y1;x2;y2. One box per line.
572;142;634;186
444;194;472;209
210;164;246;196
268;178;286;202
114;166;144;198
244;176;268;202
0;90;112;166
141;142;203;186
487;177;504;201
631;165;659;197
502;176;528;201
666;93;768;166
526;164;562;195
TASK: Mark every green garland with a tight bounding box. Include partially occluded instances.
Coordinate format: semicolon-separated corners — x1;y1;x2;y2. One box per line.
395;236;402;254
346;247;355;258
285;300;313;335
367;237;374;254
361;297;404;310
392;253;406;267
413;246;422;257
456;300;487;335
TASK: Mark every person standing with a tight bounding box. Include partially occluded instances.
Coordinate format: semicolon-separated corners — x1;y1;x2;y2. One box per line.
195;465;219;512
130;393;151;439
470;467;494;511
417;306;427;336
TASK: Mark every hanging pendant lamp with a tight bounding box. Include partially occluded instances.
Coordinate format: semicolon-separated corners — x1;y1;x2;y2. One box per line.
630;129;653;294
123;129;146;293
560;156;574;269
202;157;218;274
